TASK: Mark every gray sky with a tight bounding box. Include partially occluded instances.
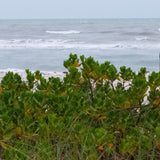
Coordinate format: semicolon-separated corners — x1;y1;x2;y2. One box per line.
0;0;160;19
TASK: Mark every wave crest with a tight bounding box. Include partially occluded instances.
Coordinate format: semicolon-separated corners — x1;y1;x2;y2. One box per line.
46;30;81;34
0;39;158;50
135;36;148;41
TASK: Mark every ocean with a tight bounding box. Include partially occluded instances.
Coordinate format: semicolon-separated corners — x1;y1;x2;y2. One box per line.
0;19;160;76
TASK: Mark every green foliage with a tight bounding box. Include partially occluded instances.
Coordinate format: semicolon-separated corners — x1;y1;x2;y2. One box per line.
120;66;135;81
1;54;160;159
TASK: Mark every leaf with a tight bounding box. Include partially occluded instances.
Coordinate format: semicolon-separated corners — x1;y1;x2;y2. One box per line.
87;154;96;159
75;134;81;143
120;135;138;155
62;91;67;96
74;61;79;67
153;99;160;106
25;109;31;116
122;128;126;133
114;131;120;134
102;77;106;80
98;146;104;151
156;143;160;150
124;101;130;108
0;142;7;149
59;116;63;119
108;143;114;149
96;81;102;85
14;127;22;137
0;88;3;93
23;134;39;138
79;77;84;84
98;116;106;120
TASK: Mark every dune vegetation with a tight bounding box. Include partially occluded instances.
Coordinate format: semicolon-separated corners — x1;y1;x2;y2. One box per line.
1;54;160;159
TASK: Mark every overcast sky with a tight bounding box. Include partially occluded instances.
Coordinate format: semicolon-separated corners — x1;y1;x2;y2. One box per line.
0;0;160;19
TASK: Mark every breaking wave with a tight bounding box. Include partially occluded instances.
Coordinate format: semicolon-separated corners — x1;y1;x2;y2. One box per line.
46;30;81;34
135;36;148;41
0;39;159;50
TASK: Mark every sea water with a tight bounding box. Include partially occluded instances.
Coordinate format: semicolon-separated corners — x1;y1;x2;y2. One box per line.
0;19;160;77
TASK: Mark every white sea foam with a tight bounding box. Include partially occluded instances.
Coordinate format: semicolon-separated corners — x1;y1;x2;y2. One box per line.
0;39;159;50
0;39;70;49
135;36;148;41
46;30;81;34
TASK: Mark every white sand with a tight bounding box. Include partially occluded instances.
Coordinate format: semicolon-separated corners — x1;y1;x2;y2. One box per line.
0;69;66;82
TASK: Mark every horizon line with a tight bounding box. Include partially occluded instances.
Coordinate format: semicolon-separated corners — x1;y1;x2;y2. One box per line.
0;17;160;20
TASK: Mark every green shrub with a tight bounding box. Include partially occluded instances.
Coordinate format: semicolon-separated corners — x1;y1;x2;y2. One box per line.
0;53;160;159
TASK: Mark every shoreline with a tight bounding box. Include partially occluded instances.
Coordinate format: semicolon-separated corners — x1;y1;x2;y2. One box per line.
0;69;66;81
